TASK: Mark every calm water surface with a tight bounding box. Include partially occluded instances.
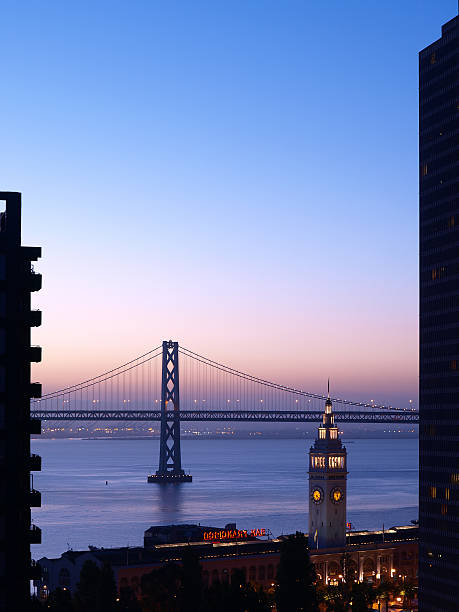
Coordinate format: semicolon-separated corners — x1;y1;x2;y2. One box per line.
31;437;418;560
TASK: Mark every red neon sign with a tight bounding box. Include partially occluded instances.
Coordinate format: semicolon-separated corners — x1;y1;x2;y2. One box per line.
203;528;266;541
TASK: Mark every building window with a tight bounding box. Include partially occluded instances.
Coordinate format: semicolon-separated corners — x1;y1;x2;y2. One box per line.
430;52;436;64
450;360;457;370
431;266;447;281
422;164;428;176
441;504;448;515
430;486;437;499
329;456;344;469
313;456;325;468
258;566;265;580
451;474;459;484
58;567;71;588
445;488;450;500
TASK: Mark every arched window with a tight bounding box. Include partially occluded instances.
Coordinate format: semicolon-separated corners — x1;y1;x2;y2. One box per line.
328;561;340;577
363;558;375;577
58;567;70;587
346;559;358;580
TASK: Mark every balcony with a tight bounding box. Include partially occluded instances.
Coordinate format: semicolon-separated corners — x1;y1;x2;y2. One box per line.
29;418;41;434
29;489;41;507
30;560;41;580
29;310;42;327
28;273;42;292
22;247;41;262
29;524;41;544
29;383;42;398
29;454;41;471
29;346;42;363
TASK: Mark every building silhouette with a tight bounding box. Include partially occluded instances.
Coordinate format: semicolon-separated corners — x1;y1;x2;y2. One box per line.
0;193;42;609
308;389;347;549
419;14;459;610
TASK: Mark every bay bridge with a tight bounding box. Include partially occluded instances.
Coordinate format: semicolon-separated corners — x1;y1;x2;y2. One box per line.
31;341;418;482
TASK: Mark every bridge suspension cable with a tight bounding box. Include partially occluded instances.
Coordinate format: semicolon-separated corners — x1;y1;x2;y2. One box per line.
178;346;409;412
31;341;414;416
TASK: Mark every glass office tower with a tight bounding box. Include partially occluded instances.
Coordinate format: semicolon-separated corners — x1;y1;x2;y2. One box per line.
419;14;459;611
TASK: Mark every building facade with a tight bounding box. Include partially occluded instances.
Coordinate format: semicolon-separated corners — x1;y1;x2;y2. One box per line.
0;193;42;610
308;393;347;550
36;525;418;600
419;14;459;611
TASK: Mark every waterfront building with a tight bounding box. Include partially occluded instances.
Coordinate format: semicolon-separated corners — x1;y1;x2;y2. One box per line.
36;524;418;599
0;193;42;610
308;390;347;549
419;13;459;610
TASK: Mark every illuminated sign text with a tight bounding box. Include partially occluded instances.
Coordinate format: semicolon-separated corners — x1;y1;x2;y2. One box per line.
203;528;266;541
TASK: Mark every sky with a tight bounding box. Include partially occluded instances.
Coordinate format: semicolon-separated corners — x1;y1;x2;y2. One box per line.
1;1;456;407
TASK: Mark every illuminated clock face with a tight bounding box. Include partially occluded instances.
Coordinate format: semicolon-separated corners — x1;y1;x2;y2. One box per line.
331;487;343;503
311;487;323;504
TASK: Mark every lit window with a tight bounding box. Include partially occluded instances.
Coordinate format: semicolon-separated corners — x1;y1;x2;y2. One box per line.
441;504;447;515
451;360;457;370
432;269;437;280
451;474;459;484
422;164;428;176
445;488;450;500
430;52;436;64
430;486;436;499
329;456;344;469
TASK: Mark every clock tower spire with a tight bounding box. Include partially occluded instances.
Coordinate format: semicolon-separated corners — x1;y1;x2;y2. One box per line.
308;385;347;549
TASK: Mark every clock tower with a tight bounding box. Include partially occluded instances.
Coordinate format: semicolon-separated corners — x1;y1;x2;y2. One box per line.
308;387;347;549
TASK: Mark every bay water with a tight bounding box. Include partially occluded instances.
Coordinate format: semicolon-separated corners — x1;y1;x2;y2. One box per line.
30;437;418;560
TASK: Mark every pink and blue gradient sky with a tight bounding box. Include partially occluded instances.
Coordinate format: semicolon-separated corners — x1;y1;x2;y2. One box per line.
1;1;456;406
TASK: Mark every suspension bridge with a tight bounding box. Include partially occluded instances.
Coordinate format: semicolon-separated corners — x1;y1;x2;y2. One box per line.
30;341;418;483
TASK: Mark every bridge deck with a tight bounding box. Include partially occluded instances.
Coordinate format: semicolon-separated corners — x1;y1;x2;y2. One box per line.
31;409;419;424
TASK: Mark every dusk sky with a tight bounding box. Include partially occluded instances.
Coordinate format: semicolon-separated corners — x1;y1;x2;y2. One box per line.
2;1;456;406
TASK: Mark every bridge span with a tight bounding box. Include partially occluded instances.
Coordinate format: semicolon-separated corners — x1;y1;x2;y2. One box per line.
31;409;418;424
32;340;418;482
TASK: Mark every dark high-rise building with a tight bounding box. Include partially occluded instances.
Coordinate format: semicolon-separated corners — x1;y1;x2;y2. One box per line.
0;193;42;609
419;14;459;610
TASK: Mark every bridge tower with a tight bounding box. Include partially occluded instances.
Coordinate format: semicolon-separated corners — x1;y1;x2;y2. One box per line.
308;386;347;549
148;341;192;483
